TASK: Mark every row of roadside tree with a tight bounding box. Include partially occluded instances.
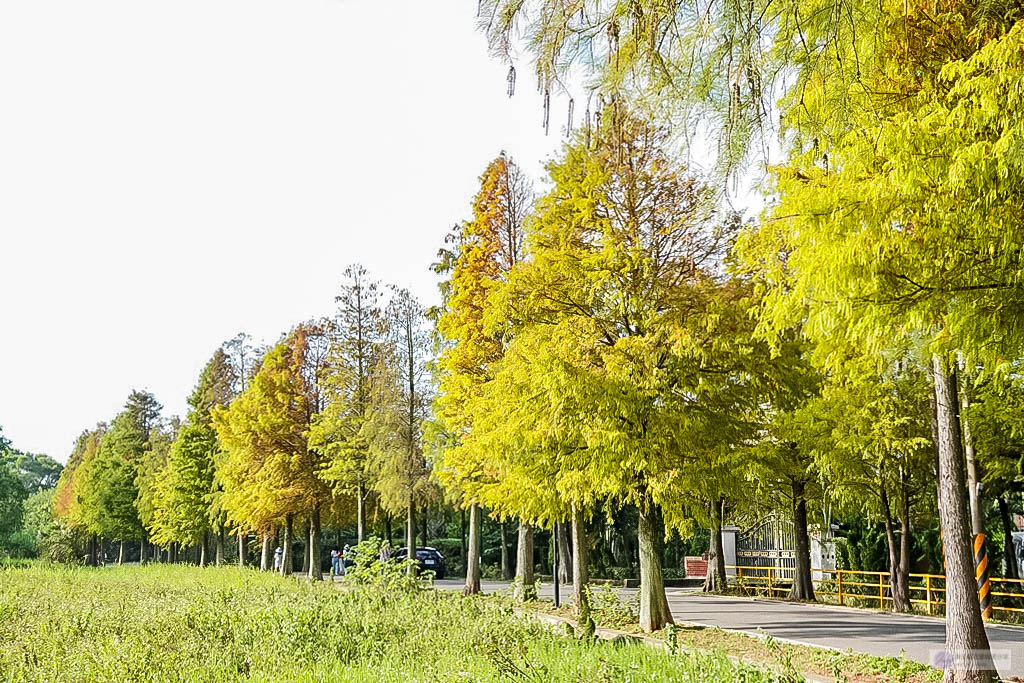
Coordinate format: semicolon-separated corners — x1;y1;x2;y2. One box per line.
45;2;1024;679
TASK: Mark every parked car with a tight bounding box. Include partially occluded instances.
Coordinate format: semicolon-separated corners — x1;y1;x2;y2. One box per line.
395;546;446;579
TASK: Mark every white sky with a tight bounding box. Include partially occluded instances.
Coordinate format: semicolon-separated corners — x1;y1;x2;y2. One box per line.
0;0;578;462
1;1;761;463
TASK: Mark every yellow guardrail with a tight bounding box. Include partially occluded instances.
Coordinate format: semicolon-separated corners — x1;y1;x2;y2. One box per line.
726;565;1024;618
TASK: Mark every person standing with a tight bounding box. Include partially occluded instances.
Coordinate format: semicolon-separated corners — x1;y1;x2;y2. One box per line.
273;546;283;573
330;548;340;577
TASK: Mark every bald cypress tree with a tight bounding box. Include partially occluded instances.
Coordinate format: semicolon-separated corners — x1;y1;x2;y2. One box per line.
365;289;435;576
77;391;162;564
149;350;235;560
433;153;532;597
215;325;332;579
313;265;384;544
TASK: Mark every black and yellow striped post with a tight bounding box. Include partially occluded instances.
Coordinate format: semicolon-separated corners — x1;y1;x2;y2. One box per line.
974;533;992;621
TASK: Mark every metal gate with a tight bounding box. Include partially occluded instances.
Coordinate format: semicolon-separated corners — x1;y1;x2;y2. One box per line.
735;513;795;579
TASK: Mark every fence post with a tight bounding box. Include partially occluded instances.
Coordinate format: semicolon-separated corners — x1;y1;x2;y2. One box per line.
838;570;844;606
768;567;773;597
878;573;884;609
926;575;933;615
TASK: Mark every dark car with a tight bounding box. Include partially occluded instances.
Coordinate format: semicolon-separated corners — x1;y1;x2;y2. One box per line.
395;546;446;579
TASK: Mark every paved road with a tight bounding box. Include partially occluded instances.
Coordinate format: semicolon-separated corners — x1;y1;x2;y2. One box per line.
434;579;1024;678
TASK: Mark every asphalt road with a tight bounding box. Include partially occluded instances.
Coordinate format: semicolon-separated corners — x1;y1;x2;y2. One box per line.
433;579;1024;678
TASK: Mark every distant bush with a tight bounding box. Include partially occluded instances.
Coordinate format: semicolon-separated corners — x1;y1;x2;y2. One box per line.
1;530;36;559
431;537;462;561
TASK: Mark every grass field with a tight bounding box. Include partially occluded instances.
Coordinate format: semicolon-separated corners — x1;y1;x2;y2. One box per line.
0;564;790;682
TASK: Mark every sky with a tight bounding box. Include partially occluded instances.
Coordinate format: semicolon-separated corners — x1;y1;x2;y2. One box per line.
0;0;578;462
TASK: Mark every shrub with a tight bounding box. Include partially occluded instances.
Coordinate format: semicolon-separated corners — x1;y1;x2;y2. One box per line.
586;583;637;630
343;537;425;590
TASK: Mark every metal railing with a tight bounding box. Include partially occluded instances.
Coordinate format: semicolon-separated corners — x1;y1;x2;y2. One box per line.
726;565;1024;618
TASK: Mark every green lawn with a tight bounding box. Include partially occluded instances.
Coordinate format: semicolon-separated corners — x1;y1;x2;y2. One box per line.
0;564;785;682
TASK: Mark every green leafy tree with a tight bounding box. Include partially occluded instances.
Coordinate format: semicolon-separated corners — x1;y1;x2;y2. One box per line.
365;289;435;576
482;4;1019;671
471;113;775;632
150;349;235;565
733;12;1024;674
0;457;28;553
433;153;532;597
313;264;385;543
75;391;162;564
0;427;62;494
135;418;177;561
54;426;106;563
215;325;332;579
810;355;936;612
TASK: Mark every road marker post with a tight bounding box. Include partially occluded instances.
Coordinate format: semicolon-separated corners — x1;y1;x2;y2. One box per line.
974;533;992;621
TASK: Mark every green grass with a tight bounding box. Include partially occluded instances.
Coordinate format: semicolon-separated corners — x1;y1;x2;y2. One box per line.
0;564;790;682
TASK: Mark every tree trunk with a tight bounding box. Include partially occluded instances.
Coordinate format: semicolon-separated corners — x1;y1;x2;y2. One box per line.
301;526;310;575
932;356;995;682
898;471;913;611
637;503;673;632
880;483;910;612
571;506;589;620
309;506;322;581
357;483;366;544
999;497;1019;580
789;480;816;602
421;508;428;549
960;380;985;537
514;522;535;602
703;498;726;592
200;532;208;568
406;495;417;576
139;538;146;565
117;540;125;566
281;514;294;576
385;514;392;546
260;532;271;571
215;524;225;567
460;508;467;568
463;504;482;594
557;521;572;584
238;531;247;568
500;522;513;580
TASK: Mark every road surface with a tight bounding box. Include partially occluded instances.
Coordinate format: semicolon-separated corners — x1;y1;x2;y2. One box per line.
433;579;1024;678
